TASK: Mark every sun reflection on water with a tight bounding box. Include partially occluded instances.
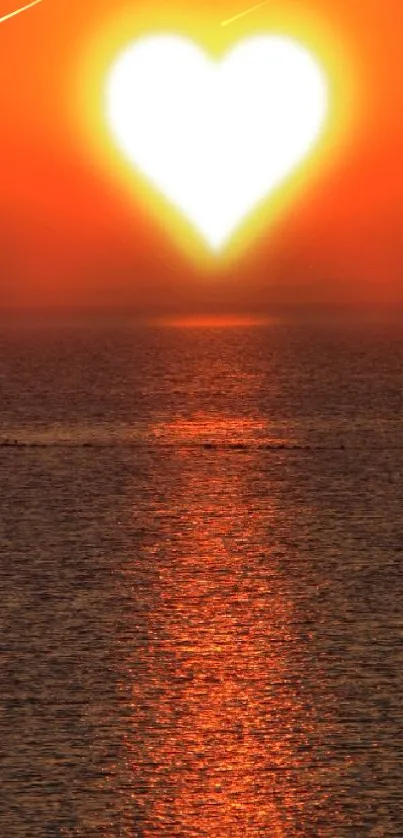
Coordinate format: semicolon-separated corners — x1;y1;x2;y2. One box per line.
120;430;321;835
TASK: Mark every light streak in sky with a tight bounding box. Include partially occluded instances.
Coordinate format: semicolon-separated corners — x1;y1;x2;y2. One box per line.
221;1;269;27
0;0;43;25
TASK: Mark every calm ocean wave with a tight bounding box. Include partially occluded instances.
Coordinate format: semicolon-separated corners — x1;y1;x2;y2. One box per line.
1;323;402;836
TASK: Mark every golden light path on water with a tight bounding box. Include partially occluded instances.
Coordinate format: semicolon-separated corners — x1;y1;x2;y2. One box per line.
111;405;339;835
143;457;292;834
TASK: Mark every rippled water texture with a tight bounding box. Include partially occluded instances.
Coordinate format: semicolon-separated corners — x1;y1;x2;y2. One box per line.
1;323;402;836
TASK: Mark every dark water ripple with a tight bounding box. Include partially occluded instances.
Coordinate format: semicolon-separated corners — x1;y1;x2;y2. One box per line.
0;324;403;836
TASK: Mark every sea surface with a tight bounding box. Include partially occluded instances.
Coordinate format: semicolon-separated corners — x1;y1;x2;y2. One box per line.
0;322;402;837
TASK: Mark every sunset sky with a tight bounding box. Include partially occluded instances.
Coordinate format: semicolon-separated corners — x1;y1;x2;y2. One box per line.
1;0;402;319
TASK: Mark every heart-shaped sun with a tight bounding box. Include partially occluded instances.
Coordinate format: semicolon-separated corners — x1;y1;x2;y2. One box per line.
105;34;328;252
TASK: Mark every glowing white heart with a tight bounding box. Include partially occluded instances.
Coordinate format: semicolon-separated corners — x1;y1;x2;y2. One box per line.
105;35;328;251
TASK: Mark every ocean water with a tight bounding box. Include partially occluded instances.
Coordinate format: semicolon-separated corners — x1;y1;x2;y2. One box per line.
0;322;402;837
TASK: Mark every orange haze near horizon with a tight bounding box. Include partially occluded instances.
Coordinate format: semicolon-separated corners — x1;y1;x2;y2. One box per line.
1;0;402;318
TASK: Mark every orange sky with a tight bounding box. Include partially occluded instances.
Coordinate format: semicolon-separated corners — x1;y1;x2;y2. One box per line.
1;0;402;317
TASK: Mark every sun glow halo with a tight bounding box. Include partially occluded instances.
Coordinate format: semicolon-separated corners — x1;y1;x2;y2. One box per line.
105;34;328;252
73;4;357;265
